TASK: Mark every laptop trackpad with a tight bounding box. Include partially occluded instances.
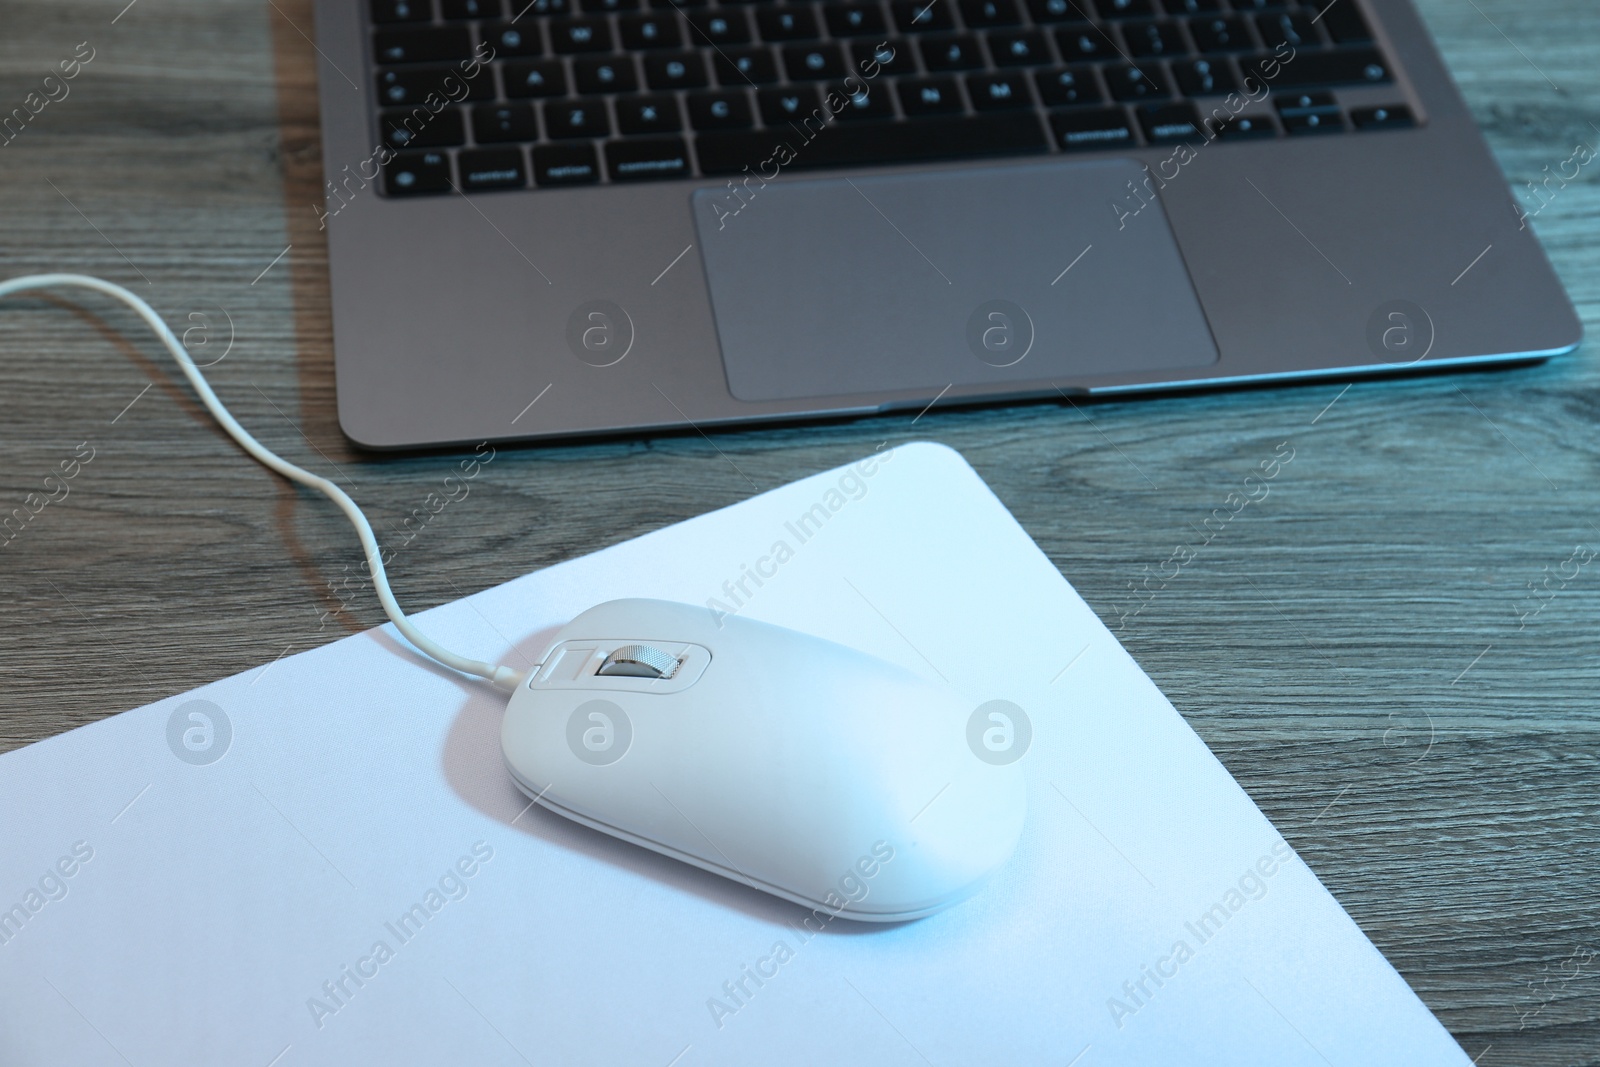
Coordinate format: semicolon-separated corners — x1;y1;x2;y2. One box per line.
691;158;1218;403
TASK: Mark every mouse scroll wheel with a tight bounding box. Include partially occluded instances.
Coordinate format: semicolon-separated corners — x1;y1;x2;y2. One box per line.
596;644;681;679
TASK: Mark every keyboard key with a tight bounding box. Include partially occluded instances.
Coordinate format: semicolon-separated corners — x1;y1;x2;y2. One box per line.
1055;25;1115;60
1351;104;1414;130
549;17;613;52
757;85;821;123
891;0;955;32
695;112;1046;173
1311;0;1373;44
1245;47;1391;89
544;99;612;137
959;0;1021;27
378;65;494;105
581;0;638;12
472;102;538;142
458;147;528;190
783;43;847;79
616;93;683;133
688;90;754;129
644;51;710;87
1028;0;1090;23
853;39;915;75
1050;105;1134;149
898;76;964;115
828;80;895;119
533;142;600;184
1208;111;1277;138
1229;0;1287;11
1135;101;1203;142
757;7;819;40
503;59;568;96
511;0;571;14
373;26;473;65
1171;57;1236;95
1035;66;1101;105
1105;63;1168;100
715;46;780;84
1122;20;1185;56
1160;0;1219;12
1095;0;1153;17
920;34;984;70
689;10;752;45
440;0;502;15
619;13;683;49
968;72;1031;109
987;30;1050;66
1255;12;1319;50
575;56;639;93
1276;90;1335;113
1188;15;1252;52
606;137;692;180
371;0;431;23
383;150;451;194
381;107;466;148
480;23;543;57
1282;109;1344;134
825;3;889;36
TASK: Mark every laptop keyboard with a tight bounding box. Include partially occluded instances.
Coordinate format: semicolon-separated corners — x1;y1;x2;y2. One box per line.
365;0;1415;195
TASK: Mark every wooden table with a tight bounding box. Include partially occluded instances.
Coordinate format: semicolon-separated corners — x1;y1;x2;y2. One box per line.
1;0;1595;1060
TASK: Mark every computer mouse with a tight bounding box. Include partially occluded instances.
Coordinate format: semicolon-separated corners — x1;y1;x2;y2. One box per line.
502;599;1027;921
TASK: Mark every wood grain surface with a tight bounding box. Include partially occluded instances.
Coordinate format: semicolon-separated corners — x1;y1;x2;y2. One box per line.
1;0;1596;1061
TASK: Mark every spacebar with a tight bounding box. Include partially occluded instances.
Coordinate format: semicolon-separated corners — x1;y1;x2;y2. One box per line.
694;114;1048;177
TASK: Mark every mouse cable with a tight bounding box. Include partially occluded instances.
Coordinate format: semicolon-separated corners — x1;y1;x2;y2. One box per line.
0;273;527;694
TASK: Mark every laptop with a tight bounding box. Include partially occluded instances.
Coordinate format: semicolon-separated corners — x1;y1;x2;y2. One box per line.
310;0;1580;448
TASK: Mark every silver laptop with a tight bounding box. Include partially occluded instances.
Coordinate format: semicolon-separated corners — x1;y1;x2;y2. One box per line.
311;0;1579;448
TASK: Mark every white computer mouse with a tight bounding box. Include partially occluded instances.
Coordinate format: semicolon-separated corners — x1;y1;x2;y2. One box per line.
502;599;1027;921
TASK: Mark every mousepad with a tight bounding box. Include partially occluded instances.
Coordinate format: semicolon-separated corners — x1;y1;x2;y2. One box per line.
0;443;1469;1065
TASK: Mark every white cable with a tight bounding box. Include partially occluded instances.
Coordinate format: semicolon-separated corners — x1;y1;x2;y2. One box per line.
0;273;526;693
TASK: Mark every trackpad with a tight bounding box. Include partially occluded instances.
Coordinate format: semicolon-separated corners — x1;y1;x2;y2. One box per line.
691;158;1218;402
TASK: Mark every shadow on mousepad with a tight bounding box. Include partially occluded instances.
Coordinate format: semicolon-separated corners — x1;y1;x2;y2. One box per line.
692;157;1219;403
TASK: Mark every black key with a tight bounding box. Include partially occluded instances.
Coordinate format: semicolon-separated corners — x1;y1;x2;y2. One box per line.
1035;66;1101;105
371;0;431;23
988;30;1050;66
582;0;638;12
1160;0;1219;12
1105;63;1168;100
891;0;955;32
549;17;613;52
1135;101;1203;142
644;51;710;88
575;56;639;93
783;43;847;79
1095;0;1153;17
1311;0;1373;44
757;85;821;124
543;99;611;137
920;34;983;71
1188;15;1252;53
620;13;683;49
716;47;780;84
1275;90;1335;113
968;72;1030;109
1208;111;1277;138
1282;109;1344;134
458;147;527;190
695;112;1046;173
373;26;473;65
383;150;451;195
472;102;538;141
757;7;819;40
960;0;1021;26
1028;0;1090;23
381;107;466;149
1229;0;1287;11
689;10;752;45
1245;47;1390;89
828;80;895;119
1255;12;1319;50
1171;57;1236;94
503;59;568;96
616;93;683;133
1122;20;1185;56
898;76;964;115
512;0;571;14
1050;105;1134;149
533;143;600;184
480;23;543;57
440;0;502;14
606;137;692;180
1055;25;1115;60
1351;104;1414;130
377;66;494;106
825;3;889;36
853;39;915;76
688;90;754;129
